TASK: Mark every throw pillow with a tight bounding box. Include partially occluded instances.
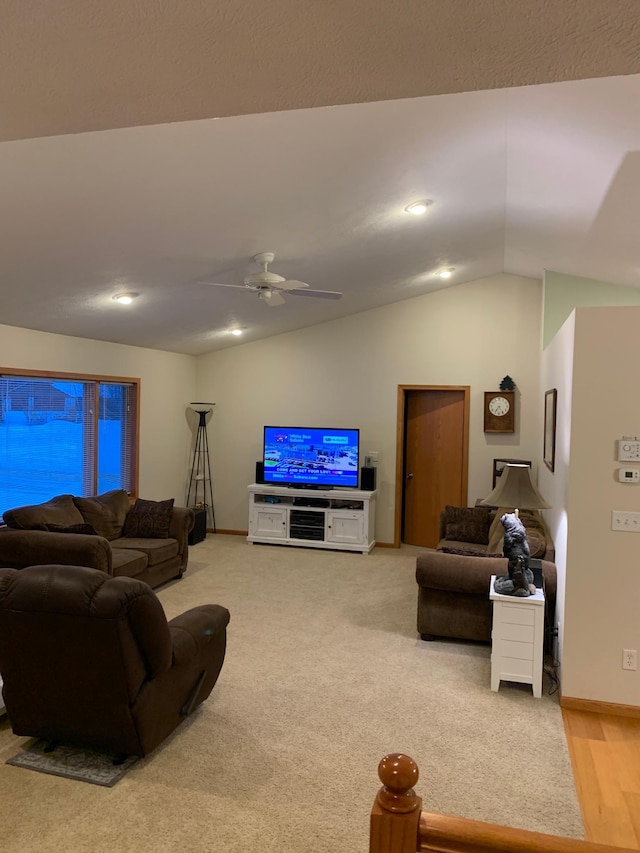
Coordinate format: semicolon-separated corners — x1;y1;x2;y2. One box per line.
440;546;504;558
443;505;491;545
123;498;175;539
74;490;131;540
3;494;85;530
44;522;99;536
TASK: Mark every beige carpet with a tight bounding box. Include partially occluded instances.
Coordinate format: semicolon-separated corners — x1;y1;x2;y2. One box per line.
0;535;583;851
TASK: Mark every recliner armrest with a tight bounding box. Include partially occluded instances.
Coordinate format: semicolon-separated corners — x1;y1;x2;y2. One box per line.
0;529;112;573
169;604;230;666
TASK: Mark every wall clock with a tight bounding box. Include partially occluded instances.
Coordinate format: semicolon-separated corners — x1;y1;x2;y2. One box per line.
484;391;515;433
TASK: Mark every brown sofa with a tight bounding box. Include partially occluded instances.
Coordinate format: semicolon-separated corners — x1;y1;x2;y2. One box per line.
416;505;557;643
0;564;229;756
435;504;555;563
0;491;194;590
416;550;557;643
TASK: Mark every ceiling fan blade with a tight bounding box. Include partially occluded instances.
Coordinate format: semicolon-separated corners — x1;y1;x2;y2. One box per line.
288;288;343;300
277;279;310;292
202;282;247;290
261;289;286;307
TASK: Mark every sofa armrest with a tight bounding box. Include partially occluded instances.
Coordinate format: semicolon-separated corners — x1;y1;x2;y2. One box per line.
417;551;508;596
168;605;230;667
416;550;557;602
0;529;112;573
168;506;195;570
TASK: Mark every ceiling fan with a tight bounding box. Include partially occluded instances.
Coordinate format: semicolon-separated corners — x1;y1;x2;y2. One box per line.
203;252;343;307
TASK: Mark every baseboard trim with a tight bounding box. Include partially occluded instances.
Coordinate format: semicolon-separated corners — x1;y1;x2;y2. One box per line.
560;695;640;718
204;530;396;546
207;528;247;536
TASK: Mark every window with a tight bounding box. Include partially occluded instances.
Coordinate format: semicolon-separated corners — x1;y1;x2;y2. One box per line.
0;370;139;516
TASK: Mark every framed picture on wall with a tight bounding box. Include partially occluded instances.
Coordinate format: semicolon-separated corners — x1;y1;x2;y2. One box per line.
544;389;557;472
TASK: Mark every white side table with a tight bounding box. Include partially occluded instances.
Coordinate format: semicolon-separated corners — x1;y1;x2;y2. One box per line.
490;575;545;698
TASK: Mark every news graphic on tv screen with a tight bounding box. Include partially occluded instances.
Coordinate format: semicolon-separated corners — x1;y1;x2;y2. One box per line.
263;426;359;488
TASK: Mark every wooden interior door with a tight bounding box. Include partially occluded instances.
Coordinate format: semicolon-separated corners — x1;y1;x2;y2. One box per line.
401;387;469;548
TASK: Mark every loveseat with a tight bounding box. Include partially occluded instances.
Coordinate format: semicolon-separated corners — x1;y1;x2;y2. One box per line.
416;504;557;643
435;504;555;563
0;491;195;590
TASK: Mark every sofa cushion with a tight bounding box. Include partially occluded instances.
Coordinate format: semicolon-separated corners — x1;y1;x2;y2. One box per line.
44;522;99;536
74;490;131;541
440;546;504;558
443;505;491;545
3;494;85;531
110;548;148;579
123;498;175;539
111;537;179;566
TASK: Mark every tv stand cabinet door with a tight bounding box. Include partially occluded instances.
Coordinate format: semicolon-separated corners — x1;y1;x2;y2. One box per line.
326;510;365;546
250;505;288;540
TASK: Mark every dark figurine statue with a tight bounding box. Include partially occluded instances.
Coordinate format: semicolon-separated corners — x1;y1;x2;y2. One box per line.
493;511;535;596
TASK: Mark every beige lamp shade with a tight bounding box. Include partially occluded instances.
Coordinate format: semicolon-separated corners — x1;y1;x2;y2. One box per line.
481;464;550;510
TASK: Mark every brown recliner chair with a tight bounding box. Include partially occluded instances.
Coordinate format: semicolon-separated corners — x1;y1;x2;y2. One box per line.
0;564;230;757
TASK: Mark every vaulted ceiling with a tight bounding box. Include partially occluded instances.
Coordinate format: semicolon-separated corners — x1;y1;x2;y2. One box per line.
2;1;640;354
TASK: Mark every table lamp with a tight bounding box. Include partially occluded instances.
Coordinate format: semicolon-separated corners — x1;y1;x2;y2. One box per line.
480;463;550;514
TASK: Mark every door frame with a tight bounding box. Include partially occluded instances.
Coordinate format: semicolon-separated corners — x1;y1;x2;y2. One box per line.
393;384;471;547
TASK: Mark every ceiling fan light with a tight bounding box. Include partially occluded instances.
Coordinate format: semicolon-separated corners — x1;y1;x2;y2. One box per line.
113;292;137;304
436;268;455;279
230;329;243;336
405;200;433;215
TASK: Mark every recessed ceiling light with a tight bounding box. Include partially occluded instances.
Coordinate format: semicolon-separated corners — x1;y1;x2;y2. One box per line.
436;268;455;279
112;293;138;305
230;329;243;337
405;200;433;215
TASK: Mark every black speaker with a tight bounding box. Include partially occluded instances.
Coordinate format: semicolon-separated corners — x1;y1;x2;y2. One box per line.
255;460;265;484
189;507;207;545
360;466;376;491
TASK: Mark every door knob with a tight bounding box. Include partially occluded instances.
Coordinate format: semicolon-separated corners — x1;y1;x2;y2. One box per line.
406;472;414;480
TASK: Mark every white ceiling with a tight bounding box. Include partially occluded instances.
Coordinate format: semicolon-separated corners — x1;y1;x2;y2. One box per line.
2;1;640;355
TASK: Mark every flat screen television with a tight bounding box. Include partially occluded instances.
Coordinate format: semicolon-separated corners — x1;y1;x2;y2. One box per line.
262;426;360;489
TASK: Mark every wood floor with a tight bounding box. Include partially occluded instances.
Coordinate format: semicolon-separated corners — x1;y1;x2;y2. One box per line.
562;708;640;849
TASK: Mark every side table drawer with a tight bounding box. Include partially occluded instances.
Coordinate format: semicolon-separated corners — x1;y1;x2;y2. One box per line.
494;656;534;679
498;622;534;643
500;639;534;661
501;602;536;626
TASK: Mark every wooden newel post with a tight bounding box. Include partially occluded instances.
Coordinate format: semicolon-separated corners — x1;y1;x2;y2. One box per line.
370;753;422;853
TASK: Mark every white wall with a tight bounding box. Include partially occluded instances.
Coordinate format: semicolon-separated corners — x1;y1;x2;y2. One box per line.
543;270;640;349
554;307;640;706
0;324;197;503
196;273;545;542
539;312;575;674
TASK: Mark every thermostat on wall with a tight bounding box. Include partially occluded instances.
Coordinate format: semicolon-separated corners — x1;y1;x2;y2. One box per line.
618;468;640;483
617;438;640;461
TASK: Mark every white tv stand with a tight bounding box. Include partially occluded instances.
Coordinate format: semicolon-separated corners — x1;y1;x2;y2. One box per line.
247;484;376;553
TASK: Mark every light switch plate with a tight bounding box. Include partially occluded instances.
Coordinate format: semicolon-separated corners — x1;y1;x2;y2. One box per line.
611;511;640;531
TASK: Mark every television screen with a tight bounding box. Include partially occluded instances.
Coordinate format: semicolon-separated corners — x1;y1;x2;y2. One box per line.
263;426;359;488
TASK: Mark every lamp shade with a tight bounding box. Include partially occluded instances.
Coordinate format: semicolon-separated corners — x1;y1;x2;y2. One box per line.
481;464;550;510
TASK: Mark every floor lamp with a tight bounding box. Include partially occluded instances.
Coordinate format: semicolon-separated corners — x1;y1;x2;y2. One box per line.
186;402;216;534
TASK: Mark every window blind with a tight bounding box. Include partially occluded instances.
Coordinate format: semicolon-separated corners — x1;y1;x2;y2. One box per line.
0;373;138;516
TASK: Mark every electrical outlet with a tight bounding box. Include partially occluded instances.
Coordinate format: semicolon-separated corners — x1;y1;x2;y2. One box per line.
622;649;637;671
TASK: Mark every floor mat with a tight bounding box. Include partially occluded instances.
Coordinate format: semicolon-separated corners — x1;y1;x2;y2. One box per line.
6;739;139;787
